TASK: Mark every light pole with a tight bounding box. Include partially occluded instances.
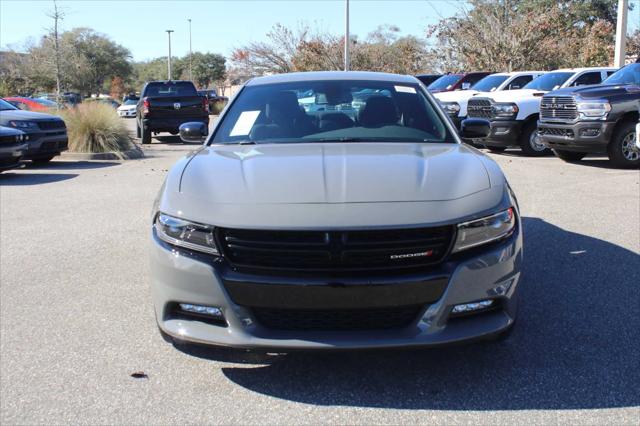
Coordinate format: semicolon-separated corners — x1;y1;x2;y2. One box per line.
344;0;350;71
188;19;193;82
613;0;628;67
166;29;174;80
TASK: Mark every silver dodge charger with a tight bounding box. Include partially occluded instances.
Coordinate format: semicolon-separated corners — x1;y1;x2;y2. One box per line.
150;71;523;350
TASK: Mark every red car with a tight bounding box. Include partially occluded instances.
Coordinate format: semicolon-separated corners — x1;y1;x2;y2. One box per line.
4;97;58;112
426;72;493;93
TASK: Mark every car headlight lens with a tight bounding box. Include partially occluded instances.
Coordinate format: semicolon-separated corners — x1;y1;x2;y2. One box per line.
154;213;219;255
577;100;611;120
453;208;516;253
440;102;461;116
8;120;39;129
492;103;519;118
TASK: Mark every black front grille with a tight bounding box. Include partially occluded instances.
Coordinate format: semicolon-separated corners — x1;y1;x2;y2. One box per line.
36;120;66;130
538;127;574;138
540;96;577;122
252;305;423;330
217;226;454;272
467;98;493;119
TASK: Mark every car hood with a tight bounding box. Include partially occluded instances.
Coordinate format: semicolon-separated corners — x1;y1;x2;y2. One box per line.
434;90;482;102
483;89;546;102
0;109;62;122
0;125;24;137
117;104;136;111
545;84;640;99
179;143;491;204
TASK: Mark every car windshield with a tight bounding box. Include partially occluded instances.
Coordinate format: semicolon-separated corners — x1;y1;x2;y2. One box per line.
471;75;509;92
427;75;461;90
124;99;137;105
603;64;640;85
211;80;455;145
144;82;197;97
523;72;573;91
0;99;17;111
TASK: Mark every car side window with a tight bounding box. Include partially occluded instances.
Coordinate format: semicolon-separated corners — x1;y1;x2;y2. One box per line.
462;74;486;89
572;72;602;86
507;75;533;90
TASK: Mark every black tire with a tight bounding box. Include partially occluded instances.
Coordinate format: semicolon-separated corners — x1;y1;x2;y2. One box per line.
519;122;550;157
31;155;55;164
486;146;507;153
140;125;151;144
607;121;640;168
136;122;141;138
553;149;587;163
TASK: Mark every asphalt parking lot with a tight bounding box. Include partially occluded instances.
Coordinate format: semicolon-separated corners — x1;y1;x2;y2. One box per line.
1;120;639;424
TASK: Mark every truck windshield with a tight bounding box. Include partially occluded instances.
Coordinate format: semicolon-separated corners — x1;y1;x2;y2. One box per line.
472;75;508;92
212;80;455;145
427;75;462;91
144;82;197;97
523;72;573;91
603;64;640;85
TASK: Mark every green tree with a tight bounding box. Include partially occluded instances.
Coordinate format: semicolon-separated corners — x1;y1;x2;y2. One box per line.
189;52;226;89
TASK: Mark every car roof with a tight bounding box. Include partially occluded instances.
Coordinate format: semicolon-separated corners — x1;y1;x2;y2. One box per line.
246;71;419;86
553;67;617;72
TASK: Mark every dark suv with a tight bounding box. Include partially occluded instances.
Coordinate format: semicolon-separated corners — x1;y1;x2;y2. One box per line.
538;63;640;168
427;72;493;93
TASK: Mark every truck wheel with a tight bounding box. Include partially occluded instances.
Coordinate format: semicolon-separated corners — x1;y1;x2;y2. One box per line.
553;150;586;163
486;146;507;153
607;121;640;168
519;122;549;157
136;122;141;138
140;126;151;145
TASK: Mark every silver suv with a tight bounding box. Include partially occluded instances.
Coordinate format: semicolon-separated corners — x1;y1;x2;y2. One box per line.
150;71;523;350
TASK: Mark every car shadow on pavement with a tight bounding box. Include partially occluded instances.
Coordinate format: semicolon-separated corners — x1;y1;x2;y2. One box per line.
26;160;121;170
179;217;640;410
0;172;78;185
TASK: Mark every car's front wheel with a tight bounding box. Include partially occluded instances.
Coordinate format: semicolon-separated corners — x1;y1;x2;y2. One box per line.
608;121;640;168
520;122;549;157
553;149;586;163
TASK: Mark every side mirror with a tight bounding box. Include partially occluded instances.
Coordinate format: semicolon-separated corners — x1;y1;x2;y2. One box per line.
179;122;208;143
460;118;491;139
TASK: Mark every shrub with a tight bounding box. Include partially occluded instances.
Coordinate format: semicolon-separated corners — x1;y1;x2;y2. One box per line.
59;103;132;155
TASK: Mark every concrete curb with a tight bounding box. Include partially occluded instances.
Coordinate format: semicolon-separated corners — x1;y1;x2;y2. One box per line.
60;146;144;161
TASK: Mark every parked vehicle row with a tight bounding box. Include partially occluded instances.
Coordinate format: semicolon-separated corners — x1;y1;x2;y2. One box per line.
0;98;68;164
432;62;639;167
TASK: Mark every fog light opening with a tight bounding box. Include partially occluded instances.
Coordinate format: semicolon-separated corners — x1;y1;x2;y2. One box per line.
580;128;600;137
174;303;227;326
450;299;498;318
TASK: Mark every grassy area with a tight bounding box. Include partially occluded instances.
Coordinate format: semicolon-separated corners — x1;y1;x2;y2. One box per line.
59;103;133;156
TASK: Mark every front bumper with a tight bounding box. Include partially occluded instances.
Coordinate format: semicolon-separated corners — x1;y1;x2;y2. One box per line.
22;131;68;160
474;120;523;147
0;142;28;170
151;222;523;350
537;120;615;153
118;109;136;118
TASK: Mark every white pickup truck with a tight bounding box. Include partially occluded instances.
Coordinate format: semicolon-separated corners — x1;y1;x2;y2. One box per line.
466;67;617;156
434;71;545;128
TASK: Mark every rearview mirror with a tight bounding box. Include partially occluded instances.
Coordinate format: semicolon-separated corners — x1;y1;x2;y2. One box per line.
179;122;208;143
460;118;491;139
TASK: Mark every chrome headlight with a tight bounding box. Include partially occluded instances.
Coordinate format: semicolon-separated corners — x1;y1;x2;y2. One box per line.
577;100;611;120
8;120;39;130
452;208;516;253
492;103;519;119
154;213;219;255
440;102;461;116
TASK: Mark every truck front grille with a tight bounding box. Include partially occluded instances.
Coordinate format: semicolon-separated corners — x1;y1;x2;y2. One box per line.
36;120;66;130
467;98;493;119
540;96;577;122
251;305;424;330
217;226;454;273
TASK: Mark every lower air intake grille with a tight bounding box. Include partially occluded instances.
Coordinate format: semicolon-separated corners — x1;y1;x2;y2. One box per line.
251;305;424;331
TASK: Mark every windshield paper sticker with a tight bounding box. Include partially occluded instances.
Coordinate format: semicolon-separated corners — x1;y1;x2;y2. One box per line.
230;110;261;136
394;85;417;94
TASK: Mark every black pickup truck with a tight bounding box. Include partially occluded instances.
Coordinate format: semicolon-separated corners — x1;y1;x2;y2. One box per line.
538;62;640;168
136;81;209;144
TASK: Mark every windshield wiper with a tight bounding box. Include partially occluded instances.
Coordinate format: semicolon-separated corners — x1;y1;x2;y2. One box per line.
312;137;366;143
